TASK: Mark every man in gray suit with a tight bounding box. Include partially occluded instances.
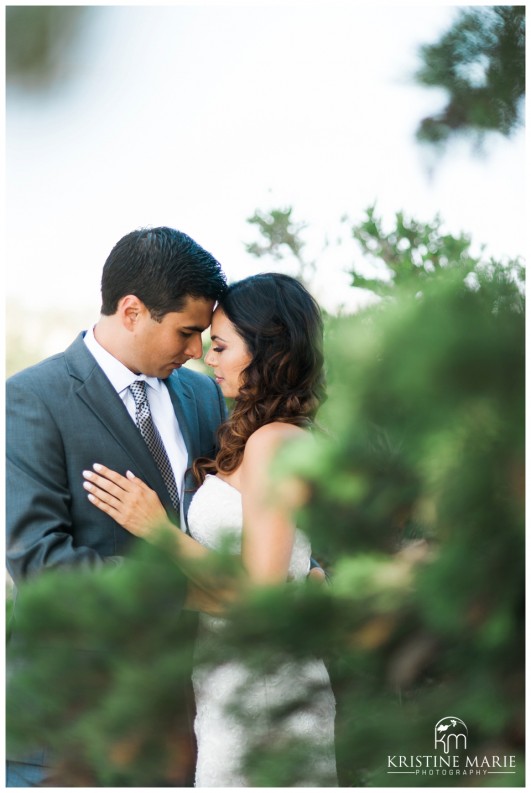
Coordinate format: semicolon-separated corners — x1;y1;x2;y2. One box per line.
6;227;228;786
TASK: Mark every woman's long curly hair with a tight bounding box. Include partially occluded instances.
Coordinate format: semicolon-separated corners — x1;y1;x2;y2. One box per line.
192;273;326;485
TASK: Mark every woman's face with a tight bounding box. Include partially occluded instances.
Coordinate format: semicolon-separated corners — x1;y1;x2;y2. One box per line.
204;308;252;398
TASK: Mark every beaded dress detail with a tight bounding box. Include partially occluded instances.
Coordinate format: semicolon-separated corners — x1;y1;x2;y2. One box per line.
187;474;337;787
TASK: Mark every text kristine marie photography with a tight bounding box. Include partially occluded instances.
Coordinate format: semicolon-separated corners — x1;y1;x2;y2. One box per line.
386;717;518;780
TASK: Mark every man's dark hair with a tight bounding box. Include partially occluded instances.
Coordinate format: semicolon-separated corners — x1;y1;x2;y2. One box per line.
100;227;227;320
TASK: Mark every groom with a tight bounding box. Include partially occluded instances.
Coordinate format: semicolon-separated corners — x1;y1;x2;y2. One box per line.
6;227;228;786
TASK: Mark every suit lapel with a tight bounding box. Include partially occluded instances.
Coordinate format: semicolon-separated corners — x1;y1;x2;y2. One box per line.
165;373;201;527
164;373;200;468
65;333;175;514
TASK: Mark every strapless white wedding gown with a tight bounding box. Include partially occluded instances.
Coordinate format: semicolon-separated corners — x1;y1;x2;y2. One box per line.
187;474;337;787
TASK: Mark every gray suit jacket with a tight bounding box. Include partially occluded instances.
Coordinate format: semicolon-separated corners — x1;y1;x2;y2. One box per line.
6;332;228;586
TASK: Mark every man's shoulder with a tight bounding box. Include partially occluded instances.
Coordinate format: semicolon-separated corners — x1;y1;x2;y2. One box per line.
7;350;68;388
7;332;87;390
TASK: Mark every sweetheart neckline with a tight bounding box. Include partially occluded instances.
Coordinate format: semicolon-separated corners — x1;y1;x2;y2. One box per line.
204;473;242;495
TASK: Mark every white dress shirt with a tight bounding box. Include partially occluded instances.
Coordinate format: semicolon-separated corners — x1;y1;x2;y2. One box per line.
84;326;188;527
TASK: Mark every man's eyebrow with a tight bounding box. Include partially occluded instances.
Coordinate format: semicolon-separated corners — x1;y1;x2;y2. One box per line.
182;325;208;332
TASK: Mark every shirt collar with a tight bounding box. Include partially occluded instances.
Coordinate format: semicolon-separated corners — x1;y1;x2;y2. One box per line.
84;326;162;396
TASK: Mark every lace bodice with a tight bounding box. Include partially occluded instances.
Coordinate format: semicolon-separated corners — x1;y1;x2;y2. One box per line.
187;474;312;580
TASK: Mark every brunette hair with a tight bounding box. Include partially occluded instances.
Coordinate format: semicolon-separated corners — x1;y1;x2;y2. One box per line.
192;273;325;484
100;227;226;320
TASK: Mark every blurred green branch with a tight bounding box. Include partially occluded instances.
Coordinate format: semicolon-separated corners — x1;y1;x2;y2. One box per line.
348;204;524;302
414;6;525;148
245;207;319;289
6;6;91;91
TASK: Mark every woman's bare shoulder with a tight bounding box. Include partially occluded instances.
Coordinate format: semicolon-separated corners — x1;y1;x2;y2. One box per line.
243;422;306;462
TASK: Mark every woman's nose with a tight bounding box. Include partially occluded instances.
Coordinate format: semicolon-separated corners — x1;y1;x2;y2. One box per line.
204;348;214;366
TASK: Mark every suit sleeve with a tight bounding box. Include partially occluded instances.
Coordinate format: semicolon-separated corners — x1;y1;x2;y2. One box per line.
6;379;107;584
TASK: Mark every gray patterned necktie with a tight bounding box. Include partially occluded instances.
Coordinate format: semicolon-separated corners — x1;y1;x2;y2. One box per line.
129;380;180;513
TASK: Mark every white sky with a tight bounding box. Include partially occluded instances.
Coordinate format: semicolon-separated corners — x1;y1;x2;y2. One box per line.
6;3;526;316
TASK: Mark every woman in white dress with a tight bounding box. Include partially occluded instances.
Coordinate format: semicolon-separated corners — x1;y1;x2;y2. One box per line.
83;273;337;786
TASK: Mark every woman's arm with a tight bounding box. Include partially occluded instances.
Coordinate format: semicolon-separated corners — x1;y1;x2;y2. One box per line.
239;423;305;586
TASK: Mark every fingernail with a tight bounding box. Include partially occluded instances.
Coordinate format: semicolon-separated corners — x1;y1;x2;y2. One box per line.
93;463;103;472
126;470;135;479
87;493;96;502
83;482;93;491
82;470;93;479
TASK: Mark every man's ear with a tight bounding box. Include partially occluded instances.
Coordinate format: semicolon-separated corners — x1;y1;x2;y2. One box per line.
118;295;147;331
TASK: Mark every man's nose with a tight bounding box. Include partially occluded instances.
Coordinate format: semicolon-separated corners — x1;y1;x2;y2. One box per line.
186;335;204;360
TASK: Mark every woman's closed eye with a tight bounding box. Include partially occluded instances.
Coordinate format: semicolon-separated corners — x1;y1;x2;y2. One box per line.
211;346;225;353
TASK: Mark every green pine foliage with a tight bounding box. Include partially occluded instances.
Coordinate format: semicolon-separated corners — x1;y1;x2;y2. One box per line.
349;204;485;297
6;6;90;91
7;541;199;786
264;254;525;785
245;207;318;288
414;6;525;146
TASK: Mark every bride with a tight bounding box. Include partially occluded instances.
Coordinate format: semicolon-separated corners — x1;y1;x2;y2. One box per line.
82;273;338;787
